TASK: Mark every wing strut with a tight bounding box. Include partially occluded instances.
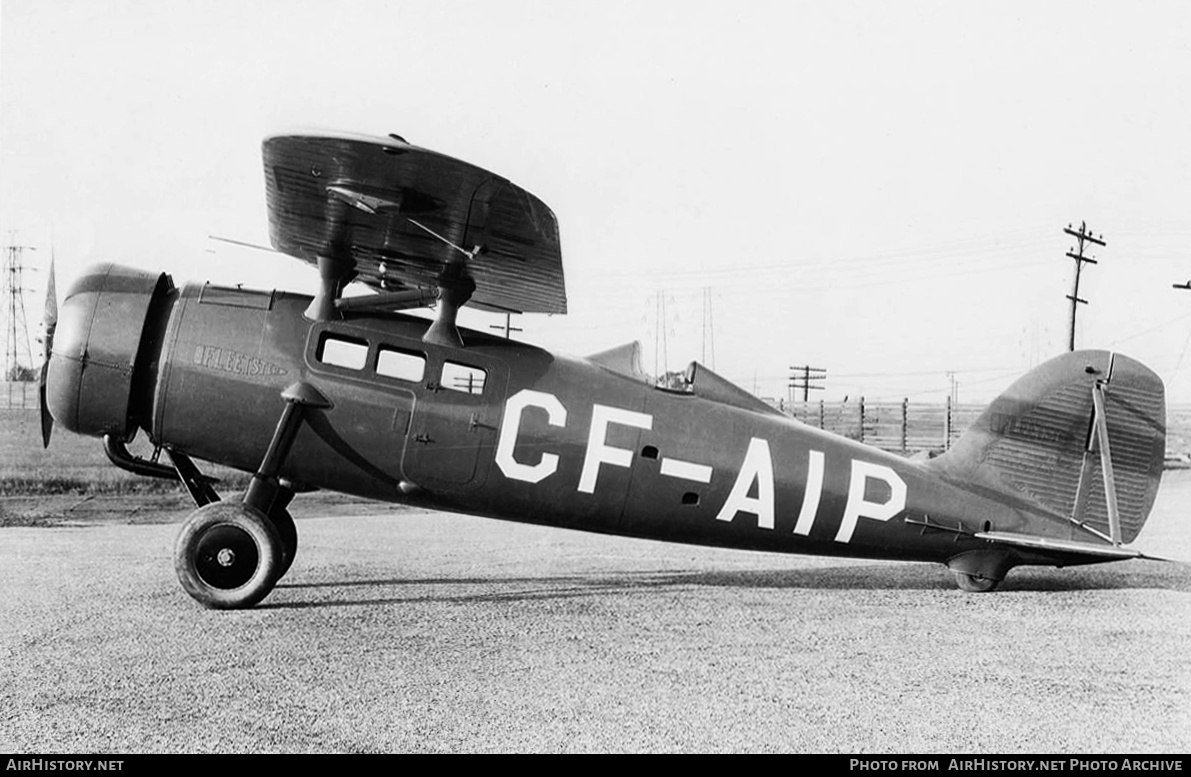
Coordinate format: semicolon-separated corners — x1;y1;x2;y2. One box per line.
303;189;481;347
306;254;354;321
403;217;479;348
423;263;475;348
1070;353;1123;545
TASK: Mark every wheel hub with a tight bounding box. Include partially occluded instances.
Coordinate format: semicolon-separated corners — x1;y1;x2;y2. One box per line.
194;524;260;590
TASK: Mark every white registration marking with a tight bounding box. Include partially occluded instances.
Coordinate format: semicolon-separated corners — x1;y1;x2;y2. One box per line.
578;404;653;493
659;457;713;483
495;389;567;484
714;437;775;530
792;449;825;536
835;461;907;543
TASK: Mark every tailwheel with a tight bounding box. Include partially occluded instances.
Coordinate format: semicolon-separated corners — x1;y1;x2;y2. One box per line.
953;571;1000;593
175;500;282;609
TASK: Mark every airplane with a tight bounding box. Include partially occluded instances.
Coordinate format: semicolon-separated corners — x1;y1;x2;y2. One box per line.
39;130;1171;609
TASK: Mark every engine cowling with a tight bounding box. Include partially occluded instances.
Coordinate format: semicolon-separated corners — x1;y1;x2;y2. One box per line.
46;263;175;441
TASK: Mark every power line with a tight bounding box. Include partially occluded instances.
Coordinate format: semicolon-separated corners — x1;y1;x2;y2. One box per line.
572;255;1052;303
576;227;1059;286
1108;310;1191;347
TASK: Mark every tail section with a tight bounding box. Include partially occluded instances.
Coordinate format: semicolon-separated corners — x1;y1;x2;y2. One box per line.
930;350;1165;544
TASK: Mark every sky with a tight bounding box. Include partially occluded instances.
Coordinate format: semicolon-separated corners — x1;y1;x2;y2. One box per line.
3;0;1191;404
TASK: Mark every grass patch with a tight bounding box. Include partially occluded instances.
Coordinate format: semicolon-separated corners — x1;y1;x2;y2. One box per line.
1;407;251;497
0;474;252;497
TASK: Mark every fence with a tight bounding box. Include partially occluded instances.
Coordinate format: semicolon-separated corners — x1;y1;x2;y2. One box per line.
785;397;985;455
0;381;36;410
3;378;985;455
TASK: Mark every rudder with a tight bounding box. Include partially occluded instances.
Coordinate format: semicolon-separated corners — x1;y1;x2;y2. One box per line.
930;350;1165;543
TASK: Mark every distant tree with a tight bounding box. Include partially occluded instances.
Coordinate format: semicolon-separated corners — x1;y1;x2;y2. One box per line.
5;365;37;382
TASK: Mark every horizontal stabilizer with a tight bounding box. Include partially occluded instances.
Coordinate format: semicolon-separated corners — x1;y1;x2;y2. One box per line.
975;531;1174;561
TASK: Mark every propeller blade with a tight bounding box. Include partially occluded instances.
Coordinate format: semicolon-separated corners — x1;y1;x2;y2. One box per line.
39;254;56;448
39;361;53;448
44;252;57;332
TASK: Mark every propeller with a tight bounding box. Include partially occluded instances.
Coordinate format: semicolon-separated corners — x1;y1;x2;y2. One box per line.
38;254;56;448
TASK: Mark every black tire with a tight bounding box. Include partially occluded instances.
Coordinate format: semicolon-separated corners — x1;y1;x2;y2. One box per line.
953;570;1000;592
221;492;298;580
175;501;282;609
271;508;298;580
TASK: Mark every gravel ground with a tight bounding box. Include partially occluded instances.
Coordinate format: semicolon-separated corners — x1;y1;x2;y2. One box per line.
1;475;1188;754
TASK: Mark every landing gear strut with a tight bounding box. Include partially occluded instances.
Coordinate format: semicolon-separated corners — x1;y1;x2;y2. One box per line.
173;380;329;608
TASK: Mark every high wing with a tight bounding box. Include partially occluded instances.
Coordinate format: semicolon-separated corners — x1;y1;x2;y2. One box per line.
263;131;565;314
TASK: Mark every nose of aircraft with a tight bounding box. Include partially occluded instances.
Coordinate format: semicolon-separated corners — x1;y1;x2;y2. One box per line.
45;263;175;441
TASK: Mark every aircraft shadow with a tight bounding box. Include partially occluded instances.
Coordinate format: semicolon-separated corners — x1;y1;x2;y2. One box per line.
264;562;1189;609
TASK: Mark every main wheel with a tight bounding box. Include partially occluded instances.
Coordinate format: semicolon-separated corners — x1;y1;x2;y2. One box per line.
953;570;1000;592
220;492;298;580
270;508;298;580
175;500;282;609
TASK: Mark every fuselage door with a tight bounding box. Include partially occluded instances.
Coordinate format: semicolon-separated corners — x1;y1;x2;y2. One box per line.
300;325;420;497
403;349;509;491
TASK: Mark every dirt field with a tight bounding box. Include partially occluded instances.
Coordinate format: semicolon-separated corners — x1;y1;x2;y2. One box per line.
1;477;1188;753
2;407;1189;753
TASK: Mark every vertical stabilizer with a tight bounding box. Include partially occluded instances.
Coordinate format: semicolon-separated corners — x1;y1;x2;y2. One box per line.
929;350;1165;543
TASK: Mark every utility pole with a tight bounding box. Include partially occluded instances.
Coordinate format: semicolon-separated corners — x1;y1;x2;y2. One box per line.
1063;221;1106;351
701;287;716;369
488;313;522;340
654;291;669;376
1170;280;1191;382
2;235;37;407
789;365;826;403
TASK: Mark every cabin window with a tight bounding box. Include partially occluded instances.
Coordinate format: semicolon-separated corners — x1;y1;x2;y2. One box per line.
442;361;487;395
318;334;368;370
377;347;426;383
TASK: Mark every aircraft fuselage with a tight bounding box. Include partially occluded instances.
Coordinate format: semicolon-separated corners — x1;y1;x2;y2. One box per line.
42;129;1168;609
140;277;1047;566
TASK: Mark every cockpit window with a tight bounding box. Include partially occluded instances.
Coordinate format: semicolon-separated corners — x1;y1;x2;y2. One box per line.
654;365;695;394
